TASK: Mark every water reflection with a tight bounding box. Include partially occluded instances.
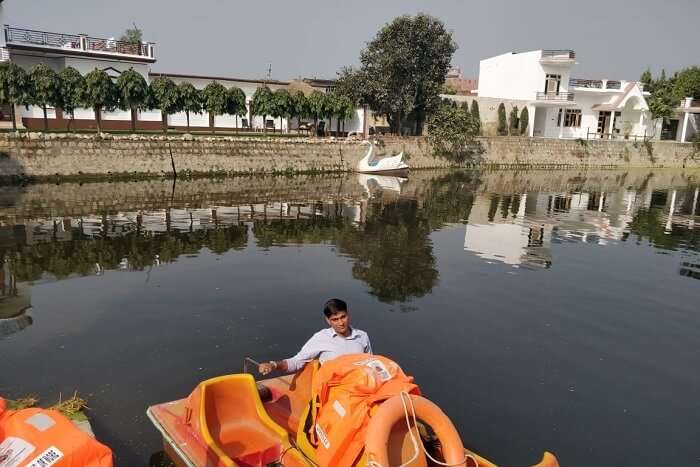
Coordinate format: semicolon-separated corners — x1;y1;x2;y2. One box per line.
0;172;697;311
462;186;699;269
0;259;32;338
357;174;407;195
1;170;699;466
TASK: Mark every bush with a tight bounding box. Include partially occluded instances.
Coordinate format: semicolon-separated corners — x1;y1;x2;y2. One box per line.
509;106;519;135
497;103;507;136
519;107;529;135
427;101;479;162
470;100;481;135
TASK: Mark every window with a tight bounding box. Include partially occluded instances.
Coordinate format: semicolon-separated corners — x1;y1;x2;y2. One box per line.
544;74;561;94
557;109;582;127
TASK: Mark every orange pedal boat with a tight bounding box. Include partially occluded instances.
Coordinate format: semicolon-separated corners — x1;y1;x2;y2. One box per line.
147;354;559;467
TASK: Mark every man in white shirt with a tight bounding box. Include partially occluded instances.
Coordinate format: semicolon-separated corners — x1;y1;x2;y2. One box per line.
258;298;372;375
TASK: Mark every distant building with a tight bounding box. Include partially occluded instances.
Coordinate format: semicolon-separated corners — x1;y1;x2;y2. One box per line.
445;67;477;96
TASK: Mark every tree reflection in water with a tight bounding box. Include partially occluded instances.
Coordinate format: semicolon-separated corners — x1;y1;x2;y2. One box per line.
0;224;248;282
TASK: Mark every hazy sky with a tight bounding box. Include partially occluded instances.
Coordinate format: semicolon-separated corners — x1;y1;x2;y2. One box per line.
4;0;698;82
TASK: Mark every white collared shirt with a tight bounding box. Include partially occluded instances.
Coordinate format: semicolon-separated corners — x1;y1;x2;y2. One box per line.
284;327;372;372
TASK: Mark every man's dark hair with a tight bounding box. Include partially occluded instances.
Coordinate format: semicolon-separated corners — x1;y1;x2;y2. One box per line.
323;298;347;318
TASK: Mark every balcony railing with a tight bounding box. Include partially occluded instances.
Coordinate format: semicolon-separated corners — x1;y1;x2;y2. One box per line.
569;79;603;89
4;26;154;59
536;92;575;102
569;79;626;90
541;50;576;60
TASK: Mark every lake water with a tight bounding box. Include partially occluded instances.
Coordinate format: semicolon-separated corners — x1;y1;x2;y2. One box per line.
1;169;699;467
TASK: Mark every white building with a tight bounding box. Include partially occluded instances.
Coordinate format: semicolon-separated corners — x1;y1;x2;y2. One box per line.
476;49;653;140
674;97;700;142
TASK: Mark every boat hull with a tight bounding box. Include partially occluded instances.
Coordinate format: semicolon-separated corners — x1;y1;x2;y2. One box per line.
147;365;557;467
357;167;410;176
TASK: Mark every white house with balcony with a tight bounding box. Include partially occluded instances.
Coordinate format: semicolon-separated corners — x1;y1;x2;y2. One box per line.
476;49;653;140
1;23;159;130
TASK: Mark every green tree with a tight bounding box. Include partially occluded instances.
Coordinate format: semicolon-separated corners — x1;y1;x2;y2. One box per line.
640;68;653;91
177;82;201;131
335;95;355;134
350;14;457;135
58;67;84;132
83;68;118;133
646;70;675;122
226;87;247;131
426;99;478;162
201;81;227;134
519;107;529;135
509;105;519;135
322;92;338;136
148;76;180;134
251;86;275;133
272;89;292;133
334;66;369;106
120;26;142;44
291;90;308;131
671;66;700;101
0;63;31;131
115;68;148;133
470;100;481;136
441;83;457;95
497;103;507;136
306;90;326;136
28;64;62;131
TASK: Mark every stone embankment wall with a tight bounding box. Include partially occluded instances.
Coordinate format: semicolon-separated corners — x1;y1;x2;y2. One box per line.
0;133;697;180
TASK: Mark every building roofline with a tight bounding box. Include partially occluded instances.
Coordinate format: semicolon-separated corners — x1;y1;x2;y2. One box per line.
6;43;156;63
149;71;292;86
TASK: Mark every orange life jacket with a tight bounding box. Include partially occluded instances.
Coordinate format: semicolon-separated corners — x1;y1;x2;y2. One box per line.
0;397;113;467
309;353;420;467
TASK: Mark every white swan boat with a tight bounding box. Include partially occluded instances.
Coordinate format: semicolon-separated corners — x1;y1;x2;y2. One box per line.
357;141;409;175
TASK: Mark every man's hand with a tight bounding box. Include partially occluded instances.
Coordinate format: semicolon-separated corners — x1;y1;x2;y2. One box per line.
258;361;277;376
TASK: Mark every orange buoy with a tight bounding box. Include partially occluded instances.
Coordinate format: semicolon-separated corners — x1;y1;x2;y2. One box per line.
365;393;467;467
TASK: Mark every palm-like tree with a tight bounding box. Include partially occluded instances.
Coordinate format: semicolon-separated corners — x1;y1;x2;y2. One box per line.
0;63;30;131
115;68;149;133
251;86;275;133
148;76;180;134
83;68;118;133
226;87;247;131
291;91;308;133
272;89;292;133
306;91;326;136
28;64;62;131
58;67;85;132
177;82;202;131
336;95;355;135
201;81;227;134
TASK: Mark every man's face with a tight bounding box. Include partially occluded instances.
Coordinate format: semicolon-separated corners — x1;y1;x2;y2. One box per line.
326;311;350;335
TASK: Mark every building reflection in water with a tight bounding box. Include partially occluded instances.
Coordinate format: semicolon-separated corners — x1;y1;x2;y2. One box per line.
0;173;697;315
463;185;699;270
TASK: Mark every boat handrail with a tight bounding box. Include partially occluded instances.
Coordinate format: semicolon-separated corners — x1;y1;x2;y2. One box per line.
243;356;261;374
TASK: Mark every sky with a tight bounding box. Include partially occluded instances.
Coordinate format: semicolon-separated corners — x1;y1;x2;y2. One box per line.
3;0;698;82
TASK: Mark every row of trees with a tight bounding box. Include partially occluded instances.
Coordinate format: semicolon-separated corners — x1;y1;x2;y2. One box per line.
497;103;529;136
0;62;355;134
